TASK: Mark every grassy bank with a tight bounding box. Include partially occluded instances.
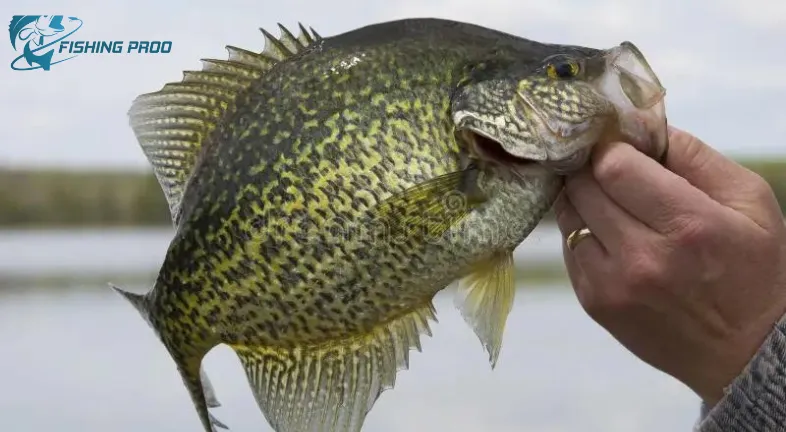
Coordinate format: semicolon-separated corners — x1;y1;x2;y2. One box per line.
0;263;570;290
0;169;170;227
1;158;784;228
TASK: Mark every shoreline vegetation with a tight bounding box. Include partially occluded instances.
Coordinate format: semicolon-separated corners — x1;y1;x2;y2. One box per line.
1;158;785;228
0;263;570;289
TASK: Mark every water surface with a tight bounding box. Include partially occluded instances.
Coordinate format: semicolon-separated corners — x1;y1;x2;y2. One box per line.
0;228;701;431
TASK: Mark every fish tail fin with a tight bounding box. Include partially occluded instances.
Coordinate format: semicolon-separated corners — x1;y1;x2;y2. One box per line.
109;283;152;326
230;302;439;432
22;42;54;70
39;49;54;70
109;283;228;431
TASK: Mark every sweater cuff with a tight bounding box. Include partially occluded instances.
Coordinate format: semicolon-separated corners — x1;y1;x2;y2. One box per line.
695;312;786;431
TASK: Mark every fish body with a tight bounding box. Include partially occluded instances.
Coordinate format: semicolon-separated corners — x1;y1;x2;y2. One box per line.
114;18;668;432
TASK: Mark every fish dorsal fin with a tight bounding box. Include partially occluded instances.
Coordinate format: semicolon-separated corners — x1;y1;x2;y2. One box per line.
127;23;323;224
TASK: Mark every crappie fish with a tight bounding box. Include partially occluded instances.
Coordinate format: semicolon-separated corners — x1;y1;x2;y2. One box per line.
113;17;668;432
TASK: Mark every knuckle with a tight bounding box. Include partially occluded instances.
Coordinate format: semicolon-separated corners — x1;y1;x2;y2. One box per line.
622;247;665;291
592;150;627;186
582;286;631;322
667;215;710;247
750;173;776;203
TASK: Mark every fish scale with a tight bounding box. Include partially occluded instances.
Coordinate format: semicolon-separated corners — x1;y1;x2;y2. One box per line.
111;17;669;432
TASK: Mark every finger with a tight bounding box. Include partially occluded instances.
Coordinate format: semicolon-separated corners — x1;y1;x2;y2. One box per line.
553;192;596;304
666;126;782;229
554;190;605;258
564;165;652;256
590;140;722;235
666;126;759;204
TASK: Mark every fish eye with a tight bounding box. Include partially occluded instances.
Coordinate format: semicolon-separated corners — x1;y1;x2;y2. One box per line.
546;60;580;79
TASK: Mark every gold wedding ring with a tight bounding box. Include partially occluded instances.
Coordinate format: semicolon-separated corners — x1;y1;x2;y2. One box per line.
566;227;593;251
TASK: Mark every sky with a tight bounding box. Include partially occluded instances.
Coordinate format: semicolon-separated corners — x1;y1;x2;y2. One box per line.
0;0;784;169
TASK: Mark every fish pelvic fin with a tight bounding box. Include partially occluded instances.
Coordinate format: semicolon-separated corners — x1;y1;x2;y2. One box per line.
454;251;515;369
109;283;227;431
127;23;323;225
230;302;438;432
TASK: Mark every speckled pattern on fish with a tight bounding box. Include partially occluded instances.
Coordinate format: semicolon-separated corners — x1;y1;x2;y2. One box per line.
111;17;669;432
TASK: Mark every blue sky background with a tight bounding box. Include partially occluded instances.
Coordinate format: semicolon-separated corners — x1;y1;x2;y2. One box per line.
1;0;784;169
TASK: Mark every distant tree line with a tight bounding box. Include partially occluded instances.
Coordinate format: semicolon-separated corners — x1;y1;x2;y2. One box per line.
0;159;784;228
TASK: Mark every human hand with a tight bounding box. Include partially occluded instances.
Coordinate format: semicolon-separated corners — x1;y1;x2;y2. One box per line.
554;126;786;406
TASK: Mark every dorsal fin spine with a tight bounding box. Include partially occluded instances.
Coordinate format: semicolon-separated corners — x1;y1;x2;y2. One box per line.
259;27;294;60
127;24;321;224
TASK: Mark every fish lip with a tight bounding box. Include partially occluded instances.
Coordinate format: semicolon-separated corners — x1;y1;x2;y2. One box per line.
597;41;669;161
606;42;666;110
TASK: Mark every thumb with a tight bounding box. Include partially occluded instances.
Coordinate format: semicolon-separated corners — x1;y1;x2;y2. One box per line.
666;126;781;228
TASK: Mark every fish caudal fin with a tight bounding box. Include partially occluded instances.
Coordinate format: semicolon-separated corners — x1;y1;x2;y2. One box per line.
127;23;322;225
231;302;438;432
23;42;54;70
110;283;227;431
109;283;152;326
454;252;515;368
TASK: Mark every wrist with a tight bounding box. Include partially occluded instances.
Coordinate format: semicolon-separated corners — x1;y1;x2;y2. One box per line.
697;311;786;429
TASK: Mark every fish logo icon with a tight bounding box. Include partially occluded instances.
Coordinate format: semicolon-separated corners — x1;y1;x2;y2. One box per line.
8;15;82;71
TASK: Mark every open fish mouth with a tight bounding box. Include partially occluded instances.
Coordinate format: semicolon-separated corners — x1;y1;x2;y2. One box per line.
460;128;539;168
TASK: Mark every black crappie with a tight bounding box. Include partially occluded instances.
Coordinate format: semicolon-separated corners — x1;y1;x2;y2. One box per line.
112;17;668;432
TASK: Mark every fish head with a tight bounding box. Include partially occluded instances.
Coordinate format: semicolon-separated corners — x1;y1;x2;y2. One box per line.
451;41;668;175
34;15;66;37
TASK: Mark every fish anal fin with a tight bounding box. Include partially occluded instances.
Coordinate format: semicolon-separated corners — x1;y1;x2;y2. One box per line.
176;358;229;432
454;251;515;369
231;302;438;432
127;24;322;225
200;366;222;408
370;168;487;243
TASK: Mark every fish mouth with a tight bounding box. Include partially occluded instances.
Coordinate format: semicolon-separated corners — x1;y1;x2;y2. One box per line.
591;42;669;162
460;129;541;177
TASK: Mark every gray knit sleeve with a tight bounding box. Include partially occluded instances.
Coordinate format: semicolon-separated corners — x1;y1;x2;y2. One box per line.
694;312;786;431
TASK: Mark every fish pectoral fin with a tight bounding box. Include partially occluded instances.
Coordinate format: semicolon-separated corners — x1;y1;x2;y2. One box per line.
230;302;438;432
370;168;487;241
454;251;515;369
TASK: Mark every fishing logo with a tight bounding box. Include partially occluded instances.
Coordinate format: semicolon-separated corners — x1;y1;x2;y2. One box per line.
9;15;173;71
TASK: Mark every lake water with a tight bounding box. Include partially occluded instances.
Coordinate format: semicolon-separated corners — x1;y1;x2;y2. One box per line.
0;225;702;431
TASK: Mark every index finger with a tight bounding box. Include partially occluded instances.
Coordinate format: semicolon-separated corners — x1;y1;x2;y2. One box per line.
665;127;760;206
589;140;723;235
665;126;782;230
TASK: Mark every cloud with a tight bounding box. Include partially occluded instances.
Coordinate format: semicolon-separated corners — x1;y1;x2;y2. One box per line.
0;0;783;168
717;0;786;30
